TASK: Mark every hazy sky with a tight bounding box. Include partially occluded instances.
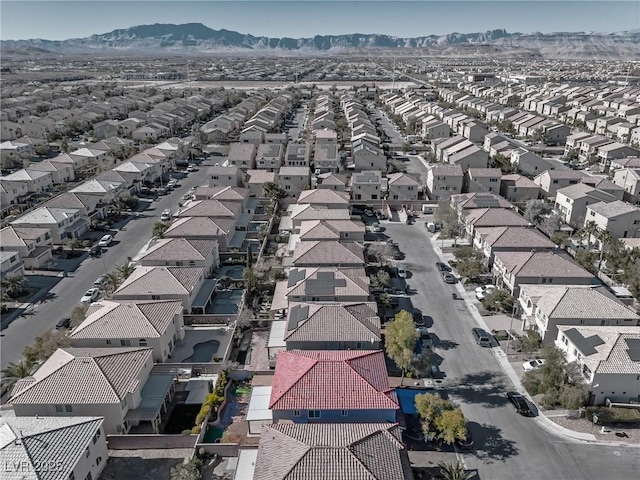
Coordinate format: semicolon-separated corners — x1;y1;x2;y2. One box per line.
1;1;638;40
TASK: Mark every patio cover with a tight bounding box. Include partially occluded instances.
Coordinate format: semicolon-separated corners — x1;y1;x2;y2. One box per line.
228;230;247;249
246;386;273;423
184;376;218;405
124;374;175;423
191;279;218;312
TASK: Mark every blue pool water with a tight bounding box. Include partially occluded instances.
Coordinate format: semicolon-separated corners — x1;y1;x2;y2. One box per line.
395;388;424;415
182;340;220;363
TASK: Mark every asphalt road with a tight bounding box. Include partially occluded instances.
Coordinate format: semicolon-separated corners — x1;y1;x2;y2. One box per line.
384;221;640;480
0;164;212;371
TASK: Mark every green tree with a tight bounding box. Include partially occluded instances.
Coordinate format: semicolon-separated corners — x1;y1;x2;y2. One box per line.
520;330;542;358
103;272;122;295
169;457;203;480
410;350;432;378
559;384;589;409
22;330;72;365
243;268;259;306
385;310;417;380
1;358;36;393
523;199;550;225
371;270;391;289
153;221;169;239
414;393;467;445
574;250;598;275
437;461;475;480
453;247;487;282
434;201;462;240
481;289;515;313
595;228;614;270
1;274;26;298
577;220;599;247
539;345;568;394
551;231;570;248
117;262;135;281
263;181;287;202
64;238;83;252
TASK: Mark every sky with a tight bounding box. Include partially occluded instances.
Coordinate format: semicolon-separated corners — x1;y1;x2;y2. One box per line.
1;1;638;41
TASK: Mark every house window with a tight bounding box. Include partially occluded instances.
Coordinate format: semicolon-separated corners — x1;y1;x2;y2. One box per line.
65;405;73;412
293;410;300;417
308;410;321;419
139;339;147;346
85;448;90;459
55;405;63;413
93;431;100;444
120;339;131;346
408;186;414;191
356;342;364;349
106;339;112;345
341;410;348;417
552;180;558;184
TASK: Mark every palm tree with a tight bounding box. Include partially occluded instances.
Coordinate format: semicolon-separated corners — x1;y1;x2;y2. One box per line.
152;222;168;239
437;461;475;480
103;272;121;295
595;228;614;271
1;274;26;299
578;221;599;248
1;358;36;392
116;262;135;281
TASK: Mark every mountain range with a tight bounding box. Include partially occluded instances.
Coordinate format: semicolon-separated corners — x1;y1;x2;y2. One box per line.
2;23;639;59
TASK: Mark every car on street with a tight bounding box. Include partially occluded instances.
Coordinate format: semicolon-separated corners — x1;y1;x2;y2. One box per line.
475;285;497;300
80;288;100;304
94;274;108;287
98;234;113;247
160;209;172;221
472;328;492;347
55;317;71;330
186;164;198;172
167;179;178;189
370;222;380;233
441;272;456;283
419;331;433;348
89;245;102;257
182;193;193;201
435;262;451;272
397;265;407;278
364;209;374;217
416;326;430;337
507;391;533;416
522;359;546;371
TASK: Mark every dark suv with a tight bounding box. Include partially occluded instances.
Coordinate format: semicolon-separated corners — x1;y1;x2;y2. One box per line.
55;318;71;330
435;262;452;272
507;392;532;416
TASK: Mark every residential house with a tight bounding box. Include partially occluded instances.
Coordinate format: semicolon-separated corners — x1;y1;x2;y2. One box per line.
352;141;386;171
387;173;420;201
111;265;206;314
511;148;555;177
350;170;382;201
8;347;164;434
555;326;640;405
314;129;338;144
164;217;235;252
246;170;278;197
0;250;24;277
493;251;595;295
208;166;244;188
500;174;540;203
239;129;265;145
474;226;556;266
292;240;365;268
597;143;640;171
255;143;284;172
0;177;29;207
581;177;625;200
297;189;350;209
313;143;340;173
1;169;54;194
451;192;513;213
0;226;52;269
93;119;120;139
298;219;365;243
534;169;586;201
464;168;502;193
227;143;257;170
278;166;310;198
284;144;311;167
585;200;640;239
253;423;413;480
518;283;640;344
554;183;617;228
426;164;464;201
316;172;347;191
269;350;398;423
264;133;288;144
0;416;108;480
69;300;185;362
11;207;87;243
271;267;370;310
612;168;640;204
137;238;219;276
27;160;75;184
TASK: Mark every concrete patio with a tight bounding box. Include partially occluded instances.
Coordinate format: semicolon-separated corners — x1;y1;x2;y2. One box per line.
171;326;234;363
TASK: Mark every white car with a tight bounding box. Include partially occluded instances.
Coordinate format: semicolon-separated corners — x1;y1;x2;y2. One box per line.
81;288;100;304
98;234;113;247
397;266;407;278
364;209;374;217
370;222;380;233
522;359;545;372
475;285;496;300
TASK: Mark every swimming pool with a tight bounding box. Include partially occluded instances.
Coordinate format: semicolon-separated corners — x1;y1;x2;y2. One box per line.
182;340;220;363
210;289;244;315
395;388;428;415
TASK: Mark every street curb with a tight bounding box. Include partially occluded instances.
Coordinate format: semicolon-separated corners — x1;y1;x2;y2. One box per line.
427;234;640;446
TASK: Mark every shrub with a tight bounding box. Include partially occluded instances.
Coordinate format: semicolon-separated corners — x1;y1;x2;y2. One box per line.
204;393;223;408
181;429;193;435
191;425;201;435
586;406;640;423
558;384;589;409
195;405;211;426
541;390;561;409
521;370;543;396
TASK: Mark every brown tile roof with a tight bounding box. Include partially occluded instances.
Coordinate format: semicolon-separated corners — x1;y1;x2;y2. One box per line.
297;189;350;205
164;216;235;238
451;192;513;210
465;208;530;227
495;251;594;279
139;238;217;262
298;219;365;241
177;199;242;218
476;226;556;249
113;266;204;297
254;423;413;480
9;347;152;405
292;240;365;266
270;350;398;411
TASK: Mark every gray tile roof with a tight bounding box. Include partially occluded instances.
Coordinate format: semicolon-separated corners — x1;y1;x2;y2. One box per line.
10;347;152;405
139;238;217;262
113;266;204;297
0;416;104;480
498;251;594;279
477;226;556;249
70;300;182;340
533;285;640;319
164;216;235;238
292;240;365;266
588;200;640;218
465;208;530;227
254;423;413;480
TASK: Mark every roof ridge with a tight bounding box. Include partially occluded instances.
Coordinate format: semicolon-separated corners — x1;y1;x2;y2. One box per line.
269;353;318;408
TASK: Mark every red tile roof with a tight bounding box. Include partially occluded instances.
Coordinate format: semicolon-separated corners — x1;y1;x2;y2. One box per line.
269;350;398;411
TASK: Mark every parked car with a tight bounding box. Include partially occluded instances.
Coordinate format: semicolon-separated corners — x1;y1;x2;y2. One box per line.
370;222;380;233
472;328;492;347
435;262;451;272
55;317;71;330
412;309;425;327
93;274;108;287
89;245;102;257
416;326;430;338
455;430;474;450
364;209;374;217
507;392;533;416
420;332;433;349
186;164;198;172
160;209;172;222
80;288;100;304
182;193;193;201
475;285;497;300
441;272;456;284
98;234;113;247
522;359;545;372
397;265;407;278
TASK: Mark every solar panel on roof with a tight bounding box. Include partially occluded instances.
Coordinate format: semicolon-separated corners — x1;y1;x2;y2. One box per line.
586;335;605;348
624;338;640;361
288;305;309;331
287;268;306;287
564;328;599;356
306;272;347;295
473;195;502;208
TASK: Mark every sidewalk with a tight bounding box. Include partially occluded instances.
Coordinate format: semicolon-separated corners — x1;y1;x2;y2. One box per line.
428;233;639;446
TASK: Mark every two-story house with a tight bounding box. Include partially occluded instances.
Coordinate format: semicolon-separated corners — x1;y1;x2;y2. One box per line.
255;143;284;172
500;174;541;204
278;166;310;198
137;238;219;277
387;173;420;201
227;143;258;170
0;226;53;269
350;170;383;201
534;169;586;202
426;164;464;201
585;200;640;239
464;168;502;194
554;183;617;228
474;226;556;266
